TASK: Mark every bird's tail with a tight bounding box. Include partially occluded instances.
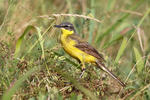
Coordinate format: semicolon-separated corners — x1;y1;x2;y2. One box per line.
96;60;126;87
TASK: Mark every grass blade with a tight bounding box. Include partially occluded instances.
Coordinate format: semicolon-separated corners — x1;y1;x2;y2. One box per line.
2;66;40;100
14;25;45;59
133;47;144;74
115;37;127;64
95;0;144;45
88;0;95;43
20;22;55;60
66;0;74;22
35;27;45;59
102;28;134;49
130;83;150;100
54;67;99;100
106;0;116;11
14;25;35;58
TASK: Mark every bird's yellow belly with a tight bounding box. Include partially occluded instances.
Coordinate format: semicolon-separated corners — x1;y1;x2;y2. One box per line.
63;43;96;63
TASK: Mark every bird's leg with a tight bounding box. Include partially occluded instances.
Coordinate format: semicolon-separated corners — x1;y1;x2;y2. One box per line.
79;54;86;78
79;64;85;78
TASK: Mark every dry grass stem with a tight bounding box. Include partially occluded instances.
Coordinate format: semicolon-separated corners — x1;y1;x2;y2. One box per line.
133;26;144;53
38;14;102;23
120;9;143;16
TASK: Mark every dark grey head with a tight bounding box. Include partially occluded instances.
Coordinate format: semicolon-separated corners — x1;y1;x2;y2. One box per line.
54;22;75;32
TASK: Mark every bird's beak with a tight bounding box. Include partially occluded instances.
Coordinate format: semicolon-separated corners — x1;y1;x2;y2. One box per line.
54;25;62;28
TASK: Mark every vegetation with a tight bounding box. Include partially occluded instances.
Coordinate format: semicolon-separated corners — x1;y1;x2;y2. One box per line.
0;0;150;100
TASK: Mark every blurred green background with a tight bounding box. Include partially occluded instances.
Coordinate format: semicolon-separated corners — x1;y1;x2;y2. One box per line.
0;0;150;100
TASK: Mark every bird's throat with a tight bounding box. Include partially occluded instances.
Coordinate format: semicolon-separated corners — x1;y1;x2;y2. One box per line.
60;29;74;44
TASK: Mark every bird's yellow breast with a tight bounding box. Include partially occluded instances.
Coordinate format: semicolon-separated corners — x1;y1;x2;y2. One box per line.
60;29;96;63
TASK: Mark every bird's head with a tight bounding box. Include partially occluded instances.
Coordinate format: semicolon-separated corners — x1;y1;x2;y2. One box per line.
54;22;75;35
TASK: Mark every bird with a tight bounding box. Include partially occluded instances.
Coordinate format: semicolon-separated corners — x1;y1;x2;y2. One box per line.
54;22;126;87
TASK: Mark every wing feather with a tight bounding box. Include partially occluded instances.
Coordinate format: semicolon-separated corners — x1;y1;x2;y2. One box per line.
69;35;105;62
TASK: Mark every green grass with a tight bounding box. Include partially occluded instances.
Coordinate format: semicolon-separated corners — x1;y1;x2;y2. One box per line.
0;0;150;100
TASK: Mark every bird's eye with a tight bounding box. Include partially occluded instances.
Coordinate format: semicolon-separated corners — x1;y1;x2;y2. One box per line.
63;25;69;27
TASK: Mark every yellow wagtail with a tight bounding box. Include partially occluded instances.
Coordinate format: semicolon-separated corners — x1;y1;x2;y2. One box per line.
54;22;126;87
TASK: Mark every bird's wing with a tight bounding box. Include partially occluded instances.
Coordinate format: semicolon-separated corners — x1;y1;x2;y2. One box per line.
69;35;105;62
